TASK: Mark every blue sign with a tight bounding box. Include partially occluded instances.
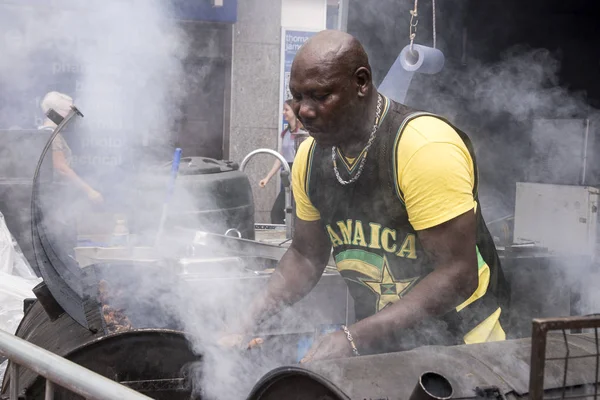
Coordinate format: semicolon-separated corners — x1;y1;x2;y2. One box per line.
279;28;318;134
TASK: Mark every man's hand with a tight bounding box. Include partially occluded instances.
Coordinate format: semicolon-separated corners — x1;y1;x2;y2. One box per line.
300;331;353;363
259;177;269;188
233;218;332;342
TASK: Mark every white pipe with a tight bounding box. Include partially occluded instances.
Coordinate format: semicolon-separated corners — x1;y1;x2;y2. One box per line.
581;118;590;185
0;329;151;400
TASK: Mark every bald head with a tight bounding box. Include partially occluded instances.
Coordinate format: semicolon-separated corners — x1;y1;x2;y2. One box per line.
288;31;378;148
294;30;371;78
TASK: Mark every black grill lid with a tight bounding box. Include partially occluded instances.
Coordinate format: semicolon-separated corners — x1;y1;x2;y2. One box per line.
31;106;90;328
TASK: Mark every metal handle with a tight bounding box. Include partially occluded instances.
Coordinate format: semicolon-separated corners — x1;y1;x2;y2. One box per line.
225;228;242;238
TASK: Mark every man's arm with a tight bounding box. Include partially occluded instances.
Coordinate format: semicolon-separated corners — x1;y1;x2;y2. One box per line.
350;209;479;352
237;217;332;333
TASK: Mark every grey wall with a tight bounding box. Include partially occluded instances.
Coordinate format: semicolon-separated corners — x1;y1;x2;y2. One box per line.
176;21;233;160
229;0;282;223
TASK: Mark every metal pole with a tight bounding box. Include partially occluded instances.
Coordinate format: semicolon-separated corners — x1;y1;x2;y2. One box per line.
284;184;293;239
0;329;151;400
461;27;468;66
581;118;590;185
529;320;547;400
45;380;55;400
9;362;19;400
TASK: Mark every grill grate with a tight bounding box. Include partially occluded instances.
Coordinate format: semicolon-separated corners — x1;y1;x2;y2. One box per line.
530;316;600;400
119;378;189;393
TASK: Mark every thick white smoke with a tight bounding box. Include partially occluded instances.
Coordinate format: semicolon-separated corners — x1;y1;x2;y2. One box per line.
1;2;288;399
406;44;600;329
350;0;600;337
4;0;600;398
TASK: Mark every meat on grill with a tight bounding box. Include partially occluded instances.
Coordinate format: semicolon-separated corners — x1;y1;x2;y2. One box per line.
99;280;133;333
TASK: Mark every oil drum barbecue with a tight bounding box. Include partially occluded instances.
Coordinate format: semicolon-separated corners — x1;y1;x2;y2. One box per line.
5;107;600;400
248;316;600;400
0;106;351;399
0;108;202;399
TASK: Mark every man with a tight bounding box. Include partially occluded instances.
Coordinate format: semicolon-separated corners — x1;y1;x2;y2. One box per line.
225;30;510;362
39;91;103;204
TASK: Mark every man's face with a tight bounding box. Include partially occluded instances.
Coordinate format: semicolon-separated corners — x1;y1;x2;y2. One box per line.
289;58;358;147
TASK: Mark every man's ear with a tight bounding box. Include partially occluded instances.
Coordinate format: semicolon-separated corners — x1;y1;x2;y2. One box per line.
355;67;372;98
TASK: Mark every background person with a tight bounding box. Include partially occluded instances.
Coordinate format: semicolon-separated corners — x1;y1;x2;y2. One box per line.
39;91;103;205
259;99;308;224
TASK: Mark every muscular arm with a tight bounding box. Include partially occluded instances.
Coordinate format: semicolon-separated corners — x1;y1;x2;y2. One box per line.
240;217;332;332
350;209;479;352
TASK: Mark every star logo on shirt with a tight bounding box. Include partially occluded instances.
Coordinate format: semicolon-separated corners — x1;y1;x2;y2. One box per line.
361;256;418;312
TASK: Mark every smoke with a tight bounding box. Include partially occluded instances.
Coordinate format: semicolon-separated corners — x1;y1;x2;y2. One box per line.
4;0;599;398
407;45;595;214
1;2;291;398
2;0;226;395
402;33;600;333
97;253;336;399
0;0;196;238
410;47;599;319
169;260;343;399
349;0;600;340
0;1;305;399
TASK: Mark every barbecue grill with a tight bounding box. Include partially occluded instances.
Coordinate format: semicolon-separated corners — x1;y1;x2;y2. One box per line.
0;107;352;399
17;105;598;400
248;317;600;400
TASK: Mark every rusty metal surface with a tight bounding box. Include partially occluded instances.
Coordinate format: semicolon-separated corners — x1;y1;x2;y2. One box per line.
119;378;187;393
529;316;600;400
248;333;600;400
465;333;598;396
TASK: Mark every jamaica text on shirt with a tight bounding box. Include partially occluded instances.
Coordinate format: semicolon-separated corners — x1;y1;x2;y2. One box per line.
325;220;417;259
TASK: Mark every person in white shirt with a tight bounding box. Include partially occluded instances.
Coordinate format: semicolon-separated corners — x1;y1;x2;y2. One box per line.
259;99;308;224
39;91;103;204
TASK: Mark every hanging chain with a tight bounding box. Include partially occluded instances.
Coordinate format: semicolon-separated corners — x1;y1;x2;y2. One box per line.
332;95;383;186
409;0;437;50
432;0;437;48
409;0;419;53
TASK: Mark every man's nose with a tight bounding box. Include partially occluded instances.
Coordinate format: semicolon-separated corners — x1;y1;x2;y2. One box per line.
298;102;316;120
